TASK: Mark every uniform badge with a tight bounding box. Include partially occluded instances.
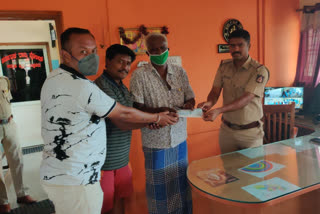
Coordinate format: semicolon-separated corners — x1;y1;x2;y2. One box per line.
256;75;264;83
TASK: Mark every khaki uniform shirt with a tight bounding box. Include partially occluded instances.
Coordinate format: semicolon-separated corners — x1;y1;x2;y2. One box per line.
0;77;12;119
213;56;269;125
130;63;195;149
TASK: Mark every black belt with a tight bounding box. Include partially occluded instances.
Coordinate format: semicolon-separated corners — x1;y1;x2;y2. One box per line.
222;117;260;130
0;115;13;124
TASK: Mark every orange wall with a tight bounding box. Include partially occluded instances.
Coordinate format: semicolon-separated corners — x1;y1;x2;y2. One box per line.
265;0;300;87
0;0;300;213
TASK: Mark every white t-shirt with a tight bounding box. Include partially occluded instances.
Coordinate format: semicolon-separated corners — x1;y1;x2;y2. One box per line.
40;65;115;185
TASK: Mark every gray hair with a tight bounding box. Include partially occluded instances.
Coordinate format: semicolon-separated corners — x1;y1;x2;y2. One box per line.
144;32;168;49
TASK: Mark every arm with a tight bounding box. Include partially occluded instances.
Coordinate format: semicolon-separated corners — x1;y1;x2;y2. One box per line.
203;65;270;121
197;64;223;112
85;82;177;129
182;98;195;110
203;92;255;122
197;86;222;111
133;102;178;130
108;102;178;129
109;120;148;130
94;78;149;130
180;67;196;110
133;102;177;113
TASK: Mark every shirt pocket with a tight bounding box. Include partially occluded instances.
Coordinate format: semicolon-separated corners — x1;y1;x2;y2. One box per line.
1;90;11;103
222;75;232;87
222;75;234;96
169;87;185;107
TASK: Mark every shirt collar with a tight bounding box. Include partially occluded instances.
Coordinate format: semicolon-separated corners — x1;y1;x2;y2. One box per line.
241;56;252;70
60;64;87;80
167;63;174;74
149;63;174;76
103;70;124;88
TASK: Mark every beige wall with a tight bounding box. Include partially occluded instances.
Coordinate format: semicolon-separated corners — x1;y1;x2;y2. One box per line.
0;20;60;60
0;20;60;147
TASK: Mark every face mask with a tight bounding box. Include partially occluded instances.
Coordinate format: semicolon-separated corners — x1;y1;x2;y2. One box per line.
71;53;100;76
149;49;169;65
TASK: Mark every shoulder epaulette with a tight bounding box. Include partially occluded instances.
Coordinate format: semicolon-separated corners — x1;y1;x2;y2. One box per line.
249;59;270;81
250;59;263;69
220;59;233;65
256;65;265;70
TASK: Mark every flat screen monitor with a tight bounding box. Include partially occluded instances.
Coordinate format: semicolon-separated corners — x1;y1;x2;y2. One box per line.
264;87;304;110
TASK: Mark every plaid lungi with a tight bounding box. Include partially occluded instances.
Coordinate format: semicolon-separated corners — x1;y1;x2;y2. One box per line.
143;141;192;214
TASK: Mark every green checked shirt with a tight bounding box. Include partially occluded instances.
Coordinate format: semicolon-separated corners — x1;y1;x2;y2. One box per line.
95;72;133;170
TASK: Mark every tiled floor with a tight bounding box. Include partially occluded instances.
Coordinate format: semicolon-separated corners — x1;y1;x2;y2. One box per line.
4;152;48;209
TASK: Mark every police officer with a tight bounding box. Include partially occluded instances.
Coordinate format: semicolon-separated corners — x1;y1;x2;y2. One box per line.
198;29;269;154
0;76;35;214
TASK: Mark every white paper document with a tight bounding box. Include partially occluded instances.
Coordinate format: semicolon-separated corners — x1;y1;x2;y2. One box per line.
177;108;203;118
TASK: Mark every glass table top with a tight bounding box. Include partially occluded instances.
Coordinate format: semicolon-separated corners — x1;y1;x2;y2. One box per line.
187;133;320;204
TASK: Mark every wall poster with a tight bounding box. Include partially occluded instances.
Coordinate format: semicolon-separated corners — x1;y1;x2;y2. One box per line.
120;27;162;55
0;43;51;103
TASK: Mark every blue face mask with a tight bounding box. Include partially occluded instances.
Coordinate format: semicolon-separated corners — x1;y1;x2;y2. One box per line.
70;53;100;76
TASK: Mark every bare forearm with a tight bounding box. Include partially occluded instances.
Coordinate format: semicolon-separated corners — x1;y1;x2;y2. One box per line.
207;92;219;106
217;92;255;114
133;102;176;113
207;87;221;106
184;98;195;107
108;103;178;128
133;102;159;113
119;107;157;124
110;119;148;130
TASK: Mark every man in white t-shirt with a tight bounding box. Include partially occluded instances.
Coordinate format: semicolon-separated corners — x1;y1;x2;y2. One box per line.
40;27;178;214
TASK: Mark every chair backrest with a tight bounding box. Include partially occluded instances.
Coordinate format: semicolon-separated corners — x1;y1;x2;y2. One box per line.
262;103;295;144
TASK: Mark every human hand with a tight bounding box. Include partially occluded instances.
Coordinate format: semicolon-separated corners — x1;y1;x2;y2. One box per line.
158;107;177;113
182;102;194;110
168;111;178;118
156;111;178;126
203;108;221;122
197;101;214;112
148;112;178;129
147;123;161;129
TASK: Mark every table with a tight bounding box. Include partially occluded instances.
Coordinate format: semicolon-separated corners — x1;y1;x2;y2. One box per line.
187;133;320;214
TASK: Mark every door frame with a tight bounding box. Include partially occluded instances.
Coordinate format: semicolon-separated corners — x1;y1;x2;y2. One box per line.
0;11;63;47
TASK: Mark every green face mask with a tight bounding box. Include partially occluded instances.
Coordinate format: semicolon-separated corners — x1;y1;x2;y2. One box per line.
149;49;169;65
